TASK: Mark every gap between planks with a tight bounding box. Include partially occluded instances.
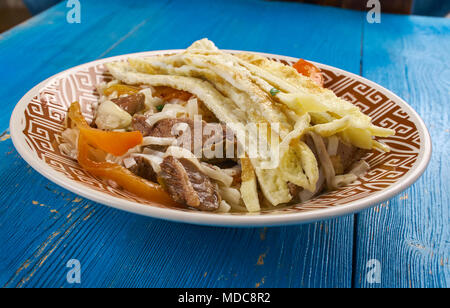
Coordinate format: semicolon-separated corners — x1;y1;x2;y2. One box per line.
351;12;367;288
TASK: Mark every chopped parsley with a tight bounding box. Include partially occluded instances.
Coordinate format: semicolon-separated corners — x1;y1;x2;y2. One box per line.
270;88;280;96
156;104;164;112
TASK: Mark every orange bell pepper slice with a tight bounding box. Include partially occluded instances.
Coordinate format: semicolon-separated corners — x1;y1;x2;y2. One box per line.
68;102;178;206
293;59;324;87
103;84;141;97
77;134;178;206
79;128;143;157
152;86;193;102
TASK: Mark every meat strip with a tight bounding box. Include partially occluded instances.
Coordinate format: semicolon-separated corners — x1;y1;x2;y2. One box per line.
111;93;145;115
132;115;153;136
308;132;336;190
330;142;367;174
288;182;302;201
128;157;157;182
132;117;236;161
305;133;368;191
158;156;221;211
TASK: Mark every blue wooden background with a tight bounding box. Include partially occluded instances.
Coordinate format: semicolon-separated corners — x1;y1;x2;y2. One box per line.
22;0;450;17
0;0;448;288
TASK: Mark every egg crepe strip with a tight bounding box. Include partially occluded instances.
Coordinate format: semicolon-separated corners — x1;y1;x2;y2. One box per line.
108;61;295;207
240;157;261;213
233;52;395;149
159;42;394;149
107;62;279;208
123;55;307;206
104;38;395;210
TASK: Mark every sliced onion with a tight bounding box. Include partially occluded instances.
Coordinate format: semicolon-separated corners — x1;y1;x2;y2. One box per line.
216;200;231;213
59;143;78;160
164;146;233;186
186;97;198;119
165;145;199;160
123;157;137;169
142;147;166;158
309;132;336;190
349;160;370;178
142;136;177;146
222;165;241;177
327;135;339;156
299;167;325;202
201;163;233;187
145;104;187;126
139;88;155;110
219;186;242;207
332;174;358;188
132;153;164;173
106;145;142;164
329;160;369;189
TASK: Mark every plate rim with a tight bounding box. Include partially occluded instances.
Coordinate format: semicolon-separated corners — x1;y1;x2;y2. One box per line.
10;50;432;227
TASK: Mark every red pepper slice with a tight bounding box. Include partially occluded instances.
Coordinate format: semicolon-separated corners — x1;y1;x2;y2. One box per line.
293;59;324;87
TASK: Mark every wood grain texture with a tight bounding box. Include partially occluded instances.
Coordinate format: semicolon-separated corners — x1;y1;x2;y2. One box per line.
354;14;450;288
0;139;355;288
0;0;172;129
0;0;446;288
0;0;365;288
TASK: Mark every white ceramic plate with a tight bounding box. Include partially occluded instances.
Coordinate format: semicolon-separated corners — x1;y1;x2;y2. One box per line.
10;50;431;227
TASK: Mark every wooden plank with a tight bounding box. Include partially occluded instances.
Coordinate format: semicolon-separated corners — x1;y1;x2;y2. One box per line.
0;0;171;129
0;0;364;287
0;137;356;288
354;14;450;288
98;0;361;72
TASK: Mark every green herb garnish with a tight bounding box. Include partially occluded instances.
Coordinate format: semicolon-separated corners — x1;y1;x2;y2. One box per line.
156;104;164;112
270;88;280;96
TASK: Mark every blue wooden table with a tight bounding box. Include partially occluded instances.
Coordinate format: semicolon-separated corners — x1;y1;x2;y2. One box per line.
0;0;448;288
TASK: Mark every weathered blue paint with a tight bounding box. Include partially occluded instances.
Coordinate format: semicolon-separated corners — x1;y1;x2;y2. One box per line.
0;0;447;288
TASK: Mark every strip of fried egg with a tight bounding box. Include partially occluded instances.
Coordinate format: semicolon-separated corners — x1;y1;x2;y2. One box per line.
129;56;285;169
128;56;296;205
108;61;293;206
179;43;324;196
125;40;320;205
281;141;319;192
130;53;293;138
185;46;393;152
143;42;394;150
182;54;293;137
240;157;261;212
106;62;247;135
234;52;395;149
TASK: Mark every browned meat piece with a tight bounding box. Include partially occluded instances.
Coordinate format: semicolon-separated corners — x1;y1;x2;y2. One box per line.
150;118;196;138
202;123;236;162
132;117;194;139
288;182;302;201
128;157;157;182
132;117;236;161
132;115;154;136
304;134;318;158
305;134;368;175
111;93;145;115
308;132;336;190
146;118;200;153
331;141;367;174
158;156;221;211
